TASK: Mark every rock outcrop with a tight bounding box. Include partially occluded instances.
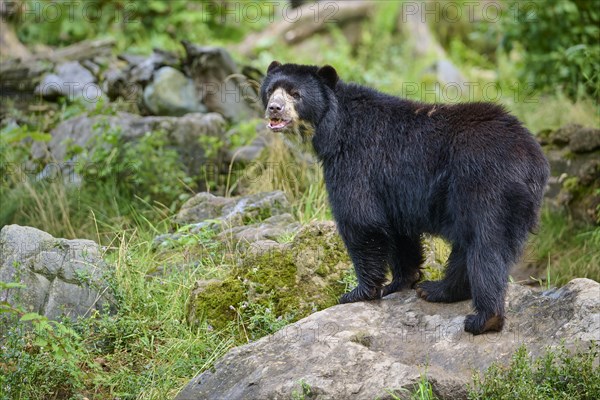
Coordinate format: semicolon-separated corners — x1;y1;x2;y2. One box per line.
31;111;226;184
156;191;300;248
176;278;600;400
540;123;600;224
34;61;99;102
186;221;351;334
0;225;113;321
143;66;207;116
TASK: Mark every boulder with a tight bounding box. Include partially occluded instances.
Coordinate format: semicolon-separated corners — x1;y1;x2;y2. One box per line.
0;225;113;321
31;111;226;184
176;278;600;400
156;191;300;248
143;66;207;116
186;221;351;333
104;48;180;107
540;124;600;224
175;190;292;226
34;61;100;102
183;42;261;122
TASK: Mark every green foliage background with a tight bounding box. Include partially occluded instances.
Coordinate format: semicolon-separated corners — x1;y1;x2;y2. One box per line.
502;0;600;99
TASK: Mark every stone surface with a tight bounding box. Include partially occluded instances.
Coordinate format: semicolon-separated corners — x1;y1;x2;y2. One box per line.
143;66;206;116
540;124;600;224
183;42;261;122
0;225;113;321
186;221;350;332
544;123;600;153
158;191;300;247
34;61;99;102
176;278;600;400
31;111;226;182
104;49;180;105
217;214;300;243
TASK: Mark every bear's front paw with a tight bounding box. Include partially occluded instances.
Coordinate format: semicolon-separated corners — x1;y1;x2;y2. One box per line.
416;280;471;303
339;286;381;304
415;281;448;302
464;313;504;335
383;270;423;297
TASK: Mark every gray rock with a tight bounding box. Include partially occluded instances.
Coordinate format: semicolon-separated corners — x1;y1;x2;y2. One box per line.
185;221;350;331
143;66;206;116
31;111;226;183
218;213;300;243
175;190;292;226
569;126;600;153
0;225;113;321
183;42;261;122
104;49;180;104
176;278;600;400
158;191;299;248
544;123;600;153
35;61;100;103
225;135;269;164
174;192;236;225
540;124;600;223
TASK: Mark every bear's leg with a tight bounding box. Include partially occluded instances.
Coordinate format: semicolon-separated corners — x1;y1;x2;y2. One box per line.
338;225;390;304
381;235;423;297
463;247;507;335
415;244;471;302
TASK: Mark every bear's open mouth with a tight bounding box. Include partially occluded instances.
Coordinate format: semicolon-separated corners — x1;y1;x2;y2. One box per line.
268;118;291;131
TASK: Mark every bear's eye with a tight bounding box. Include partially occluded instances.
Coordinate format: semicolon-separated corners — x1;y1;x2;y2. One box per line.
290;90;301;99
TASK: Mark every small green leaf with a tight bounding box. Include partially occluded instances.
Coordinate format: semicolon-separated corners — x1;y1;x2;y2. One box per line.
20;312;43;322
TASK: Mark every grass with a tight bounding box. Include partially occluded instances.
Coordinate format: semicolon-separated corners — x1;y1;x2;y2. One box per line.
2;3;599;398
0;223;237;399
469;343;600;399
530;209;600;286
244;134;330;222
385;372;438;400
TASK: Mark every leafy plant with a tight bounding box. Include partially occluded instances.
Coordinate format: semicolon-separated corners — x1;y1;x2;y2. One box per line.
469;343;600;399
0;288;87;400
74;123;195;211
502;0;600;99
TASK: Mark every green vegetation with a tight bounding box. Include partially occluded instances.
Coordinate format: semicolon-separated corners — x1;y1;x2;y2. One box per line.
531;209;600;286
188;223;350;340
15;0;270;53
1;0;599;399
469;343;600;399
0;228;234;399
502;0;600;100
385;373;439;400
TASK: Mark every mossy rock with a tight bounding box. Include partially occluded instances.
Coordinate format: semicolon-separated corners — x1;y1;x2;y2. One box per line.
186;221;351;333
558;160;600;224
187;278;245;330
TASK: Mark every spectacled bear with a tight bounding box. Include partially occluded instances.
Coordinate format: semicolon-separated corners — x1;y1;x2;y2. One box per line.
260;61;549;335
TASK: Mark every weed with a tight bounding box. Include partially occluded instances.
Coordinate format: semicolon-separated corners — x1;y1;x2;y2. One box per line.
530;209;600;285
291;379;314;400
469;343;600;399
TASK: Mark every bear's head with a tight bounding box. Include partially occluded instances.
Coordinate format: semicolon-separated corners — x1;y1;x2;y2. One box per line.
260;61;338;145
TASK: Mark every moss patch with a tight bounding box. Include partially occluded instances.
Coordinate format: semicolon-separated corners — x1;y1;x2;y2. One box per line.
187;278;245;330
186;222;351;338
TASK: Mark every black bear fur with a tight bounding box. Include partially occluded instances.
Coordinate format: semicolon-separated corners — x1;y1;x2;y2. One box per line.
261;62;550;335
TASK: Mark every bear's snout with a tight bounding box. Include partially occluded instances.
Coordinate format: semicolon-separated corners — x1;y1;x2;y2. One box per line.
268;100;285;114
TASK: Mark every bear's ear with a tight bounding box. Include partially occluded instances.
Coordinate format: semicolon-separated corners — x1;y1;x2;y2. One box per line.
267;61;282;73
317;65;339;89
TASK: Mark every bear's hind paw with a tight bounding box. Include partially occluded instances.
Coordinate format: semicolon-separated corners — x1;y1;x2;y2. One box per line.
464;313;504;335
